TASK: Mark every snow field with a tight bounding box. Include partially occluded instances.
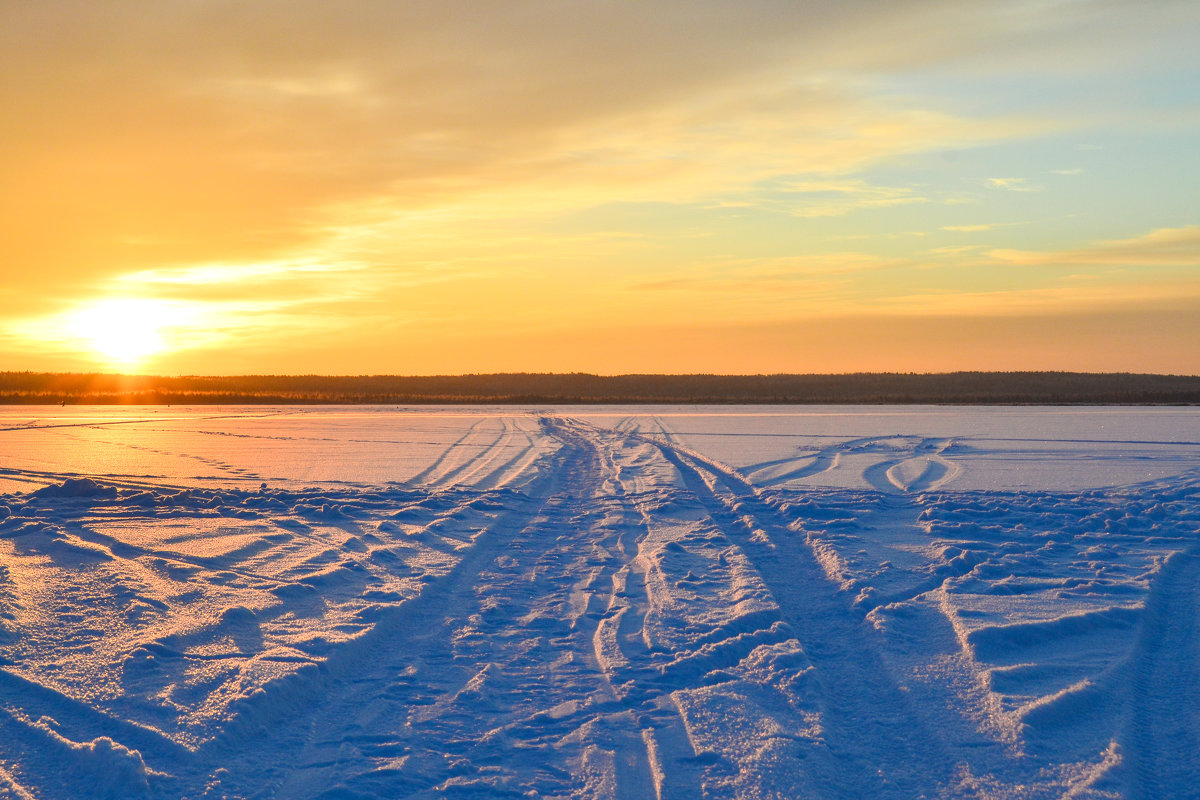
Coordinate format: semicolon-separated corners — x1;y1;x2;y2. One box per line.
0;406;1196;798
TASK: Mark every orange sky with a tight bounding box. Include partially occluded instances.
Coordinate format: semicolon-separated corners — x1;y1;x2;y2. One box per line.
3;2;1199;375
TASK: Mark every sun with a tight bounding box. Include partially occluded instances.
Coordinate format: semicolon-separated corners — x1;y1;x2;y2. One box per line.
65;298;176;367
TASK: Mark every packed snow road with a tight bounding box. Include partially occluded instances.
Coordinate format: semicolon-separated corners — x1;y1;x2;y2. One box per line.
0;406;1197;799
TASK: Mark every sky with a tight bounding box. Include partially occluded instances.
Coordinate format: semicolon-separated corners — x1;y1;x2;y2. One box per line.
2;0;1199;376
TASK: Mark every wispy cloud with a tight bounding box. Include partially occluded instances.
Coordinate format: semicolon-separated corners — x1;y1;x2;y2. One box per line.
117;260;361;287
925;245;988;256
989;226;1200;266
773;180;932;218
865;279;1200;316
987;177;1042;192
634;252;905;289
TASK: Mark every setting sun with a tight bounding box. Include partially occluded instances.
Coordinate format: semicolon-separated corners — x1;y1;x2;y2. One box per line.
64;299;179;367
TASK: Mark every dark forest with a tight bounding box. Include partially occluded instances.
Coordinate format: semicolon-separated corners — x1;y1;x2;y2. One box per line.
2;371;1198;405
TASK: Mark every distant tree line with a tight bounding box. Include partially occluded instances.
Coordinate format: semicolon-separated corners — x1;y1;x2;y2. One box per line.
1;371;1198;405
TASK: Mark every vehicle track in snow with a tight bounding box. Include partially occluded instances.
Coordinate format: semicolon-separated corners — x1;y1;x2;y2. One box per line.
623;426;964;799
405;417;495;486
1125;545;1200;800
200;417;696;799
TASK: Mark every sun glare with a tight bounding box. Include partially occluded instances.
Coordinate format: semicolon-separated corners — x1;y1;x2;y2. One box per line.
65;298;178;367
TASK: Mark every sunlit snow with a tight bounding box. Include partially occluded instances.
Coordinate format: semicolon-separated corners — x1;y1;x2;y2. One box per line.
0;406;1196;798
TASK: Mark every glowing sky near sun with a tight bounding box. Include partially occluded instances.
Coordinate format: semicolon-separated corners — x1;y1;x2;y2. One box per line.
2;1;1199;374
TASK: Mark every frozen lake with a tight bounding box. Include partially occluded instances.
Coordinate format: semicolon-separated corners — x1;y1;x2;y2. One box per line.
0;405;1197;798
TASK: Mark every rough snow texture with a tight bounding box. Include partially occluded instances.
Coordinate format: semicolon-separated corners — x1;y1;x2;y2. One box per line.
0;405;1196;799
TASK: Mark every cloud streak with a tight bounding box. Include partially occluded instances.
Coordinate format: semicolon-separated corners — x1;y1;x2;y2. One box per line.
987;177;1041;192
989;226;1200;267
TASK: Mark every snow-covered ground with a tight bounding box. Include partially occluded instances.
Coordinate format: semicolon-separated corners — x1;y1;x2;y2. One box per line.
0;405;1196;799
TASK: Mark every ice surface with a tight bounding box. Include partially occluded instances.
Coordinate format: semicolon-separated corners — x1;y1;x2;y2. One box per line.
0;405;1196;798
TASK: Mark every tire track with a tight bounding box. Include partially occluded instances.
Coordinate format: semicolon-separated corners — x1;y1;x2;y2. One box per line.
207;418;677;798
405;418;488;485
463;418;541;490
433;418;516;486
542;419;698;800
177;452;569;795
748;436;886;487
550;419;705;800
863;437;961;494
632;429;964;799
1125;546;1200;800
